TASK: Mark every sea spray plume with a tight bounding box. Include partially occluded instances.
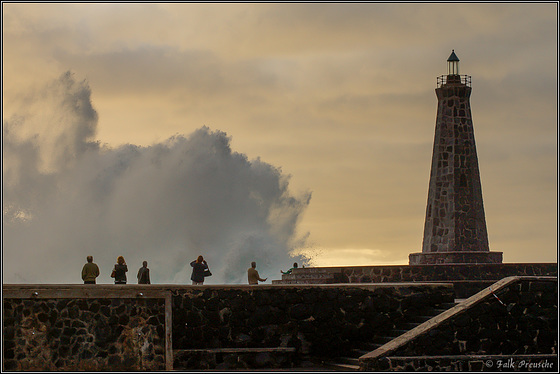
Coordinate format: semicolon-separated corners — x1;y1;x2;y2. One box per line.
5;71;99;174
3;72;313;284
3;72;99;220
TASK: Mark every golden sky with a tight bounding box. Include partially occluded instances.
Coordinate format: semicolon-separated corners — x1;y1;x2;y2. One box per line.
2;3;557;282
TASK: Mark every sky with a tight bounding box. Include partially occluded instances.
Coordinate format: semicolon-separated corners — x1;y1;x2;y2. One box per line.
2;2;558;284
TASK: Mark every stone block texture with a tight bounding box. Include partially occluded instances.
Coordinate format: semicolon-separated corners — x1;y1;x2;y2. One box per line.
361;278;558;371
276;263;557;298
413;76;502;264
3;284;454;371
2;297;166;371
170;285;454;359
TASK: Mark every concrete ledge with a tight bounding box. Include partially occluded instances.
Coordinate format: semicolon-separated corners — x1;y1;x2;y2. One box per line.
2;284;171;299
2;282;454;298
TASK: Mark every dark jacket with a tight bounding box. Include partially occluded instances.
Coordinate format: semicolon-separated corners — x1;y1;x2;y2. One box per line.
114;264;128;284
190;261;208;283
137;267;150;284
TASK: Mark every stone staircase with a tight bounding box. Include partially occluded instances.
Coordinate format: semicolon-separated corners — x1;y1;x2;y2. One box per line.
320;301;459;371
358;277;557;371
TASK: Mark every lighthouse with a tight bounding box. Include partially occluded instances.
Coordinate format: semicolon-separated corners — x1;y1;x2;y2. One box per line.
409;51;503;265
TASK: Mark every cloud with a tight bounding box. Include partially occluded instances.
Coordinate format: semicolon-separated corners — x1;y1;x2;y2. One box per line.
2;3;557;271
53;46;281;100
2;72;312;284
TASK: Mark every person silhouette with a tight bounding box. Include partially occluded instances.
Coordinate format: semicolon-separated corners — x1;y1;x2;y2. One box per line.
137;260;151;284
248;261;267;285
281;262;298;275
81;256;100;284
190;255;209;285
112;256;128;284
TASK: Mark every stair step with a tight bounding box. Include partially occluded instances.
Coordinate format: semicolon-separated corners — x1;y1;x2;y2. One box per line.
374;336;396;344
410;315;432;323
339;356;359;365
323;299;463;372
351;348;370;356
440;302;458;309
402;322;422;329
323;362;360;371
432;308;448;314
363;342;383;351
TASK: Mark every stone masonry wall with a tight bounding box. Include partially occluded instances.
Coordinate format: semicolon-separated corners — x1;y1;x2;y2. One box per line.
337;263;557;284
3;297;166;371
421;81;491;257
3;283;454;371
171;284;455;359
340;264;557;298
362;278;558;371
277;263;557;298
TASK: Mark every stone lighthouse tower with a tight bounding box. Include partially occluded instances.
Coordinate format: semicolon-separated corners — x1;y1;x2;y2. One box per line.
409;51;502;265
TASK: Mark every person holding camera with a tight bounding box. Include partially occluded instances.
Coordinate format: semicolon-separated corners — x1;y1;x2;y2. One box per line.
190;255;210;285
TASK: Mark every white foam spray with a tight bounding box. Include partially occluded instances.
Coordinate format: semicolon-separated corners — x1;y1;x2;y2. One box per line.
2;72;313;284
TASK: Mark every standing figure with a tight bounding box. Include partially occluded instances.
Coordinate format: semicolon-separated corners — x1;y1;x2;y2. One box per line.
248;261;267;285
190;255;208;285
81;255;100;284
112;256;128;284
137;260;151;284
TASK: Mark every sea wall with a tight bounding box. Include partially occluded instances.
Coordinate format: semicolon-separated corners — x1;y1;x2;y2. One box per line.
337;264;557;283
277;263;557;298
361;277;558;371
2;286;170;371
2;283;454;371
171;284;454;358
